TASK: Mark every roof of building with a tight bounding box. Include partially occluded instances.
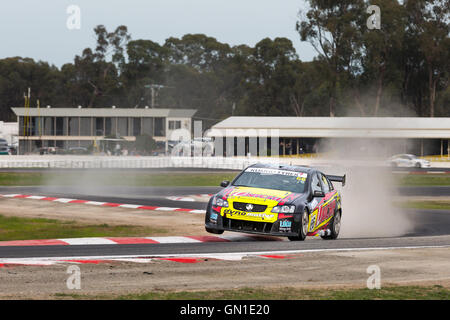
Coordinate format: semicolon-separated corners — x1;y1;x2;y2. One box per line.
207;116;450;139
11;107;197;118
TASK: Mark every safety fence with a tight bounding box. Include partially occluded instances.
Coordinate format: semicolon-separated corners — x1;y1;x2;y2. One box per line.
0;156;283;170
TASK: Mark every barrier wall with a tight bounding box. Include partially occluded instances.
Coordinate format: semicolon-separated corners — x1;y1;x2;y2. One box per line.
0;155;447;169
0;156;282;170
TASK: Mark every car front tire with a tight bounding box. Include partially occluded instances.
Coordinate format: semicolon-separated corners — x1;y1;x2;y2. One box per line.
288;209;308;241
205;227;224;234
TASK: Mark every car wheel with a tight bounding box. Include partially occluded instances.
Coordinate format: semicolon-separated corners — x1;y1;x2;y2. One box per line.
415;162;422;168
205;227;224;234
288;209;308;241
321;210;341;240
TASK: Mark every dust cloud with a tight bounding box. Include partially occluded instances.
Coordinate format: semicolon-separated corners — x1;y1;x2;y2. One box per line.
319;138;415;238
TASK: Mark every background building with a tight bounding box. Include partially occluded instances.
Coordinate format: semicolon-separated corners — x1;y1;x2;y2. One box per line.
208;117;450;158
12;107;196;154
0;121;18;146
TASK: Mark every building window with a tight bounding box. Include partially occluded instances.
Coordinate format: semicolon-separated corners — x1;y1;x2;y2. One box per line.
44;117;55;136
169;120;181;130
80;118;92;136
105;118;112;136
117;117;128;137
142;118;153;136
95;118;104;136
133;118;141;136
56;117;64;136
154;117;165;137
69;117;79;136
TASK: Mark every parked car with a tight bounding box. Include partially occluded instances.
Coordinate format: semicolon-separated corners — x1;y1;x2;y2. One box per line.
67;147;89;155
0;139;9;155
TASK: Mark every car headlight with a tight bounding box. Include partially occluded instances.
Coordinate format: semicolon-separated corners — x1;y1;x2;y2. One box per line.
213;197;229;207
272;205;295;213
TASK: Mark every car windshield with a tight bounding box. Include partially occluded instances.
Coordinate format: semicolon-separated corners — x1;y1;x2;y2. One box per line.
232;168;308;194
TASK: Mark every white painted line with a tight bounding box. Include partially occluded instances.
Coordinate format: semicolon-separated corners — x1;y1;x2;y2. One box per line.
2;244;449;266
0;259;57;266
2;194;21;197
167;196;195;202
27;196;46;200
85;201;106;206
189;209;206;214
145;236;201;244
110;258;155;264
59;238;117;245
52;198;76;203
154;207;179;211
118;204;141;209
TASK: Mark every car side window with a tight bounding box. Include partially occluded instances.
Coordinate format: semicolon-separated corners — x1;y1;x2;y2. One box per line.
320;174;330;193
311;173;322;193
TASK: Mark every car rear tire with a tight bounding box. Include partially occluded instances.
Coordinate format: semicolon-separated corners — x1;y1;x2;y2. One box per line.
288;209;308;241
205;227;224;235
415;162;422;168
321;210;341;240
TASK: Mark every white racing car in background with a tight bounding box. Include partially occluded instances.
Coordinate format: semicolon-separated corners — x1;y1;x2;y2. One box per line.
388;154;431;168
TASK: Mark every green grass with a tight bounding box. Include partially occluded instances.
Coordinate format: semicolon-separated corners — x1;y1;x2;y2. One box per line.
53;285;450;300
397;174;450;186
396;200;450;211
0;172;238;187
2;171;450;187
0;214;168;241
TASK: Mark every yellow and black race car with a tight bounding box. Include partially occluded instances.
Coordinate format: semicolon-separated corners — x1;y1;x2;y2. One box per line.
205;163;345;241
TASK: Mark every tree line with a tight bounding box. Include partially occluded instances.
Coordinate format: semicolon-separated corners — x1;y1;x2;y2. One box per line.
0;0;448;128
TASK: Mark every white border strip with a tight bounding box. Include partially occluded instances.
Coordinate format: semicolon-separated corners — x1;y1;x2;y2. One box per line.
2;244;449;265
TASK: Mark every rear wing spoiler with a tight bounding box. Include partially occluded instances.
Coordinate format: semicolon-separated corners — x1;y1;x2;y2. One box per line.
326;174;346;187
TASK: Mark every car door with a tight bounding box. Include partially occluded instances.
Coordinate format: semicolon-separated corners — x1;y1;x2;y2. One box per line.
308;173;324;232
318;173;337;225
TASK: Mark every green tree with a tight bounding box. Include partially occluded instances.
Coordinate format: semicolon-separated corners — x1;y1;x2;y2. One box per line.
296;0;366;116
134;134;157;155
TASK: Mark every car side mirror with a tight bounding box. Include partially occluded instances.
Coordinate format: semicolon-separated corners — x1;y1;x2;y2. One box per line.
220;180;230;188
313;190;325;197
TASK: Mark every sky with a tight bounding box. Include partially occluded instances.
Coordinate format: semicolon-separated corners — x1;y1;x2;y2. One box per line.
0;0;316;68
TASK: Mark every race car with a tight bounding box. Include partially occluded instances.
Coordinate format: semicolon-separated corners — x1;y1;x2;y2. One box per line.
205;163;345;241
388;154;431;168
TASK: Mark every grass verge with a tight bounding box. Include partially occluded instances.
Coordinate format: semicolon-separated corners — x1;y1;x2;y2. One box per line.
0;214;168;241
0;172;238;187
397;174;450;186
53;285;450;300
395;200;450;211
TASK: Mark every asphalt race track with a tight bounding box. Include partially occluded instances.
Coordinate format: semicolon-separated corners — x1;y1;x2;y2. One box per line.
0;184;450;260
0;235;449;259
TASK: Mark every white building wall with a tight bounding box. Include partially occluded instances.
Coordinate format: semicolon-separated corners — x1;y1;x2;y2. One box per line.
0;122;18;145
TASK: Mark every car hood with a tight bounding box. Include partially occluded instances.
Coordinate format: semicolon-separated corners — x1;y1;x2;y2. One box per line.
218;186;303;207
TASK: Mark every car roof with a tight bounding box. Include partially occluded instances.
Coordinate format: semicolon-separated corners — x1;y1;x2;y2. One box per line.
393;154;416;157
247;163;315;174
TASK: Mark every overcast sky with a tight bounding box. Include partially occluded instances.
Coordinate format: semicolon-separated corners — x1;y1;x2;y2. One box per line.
0;0;316;68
